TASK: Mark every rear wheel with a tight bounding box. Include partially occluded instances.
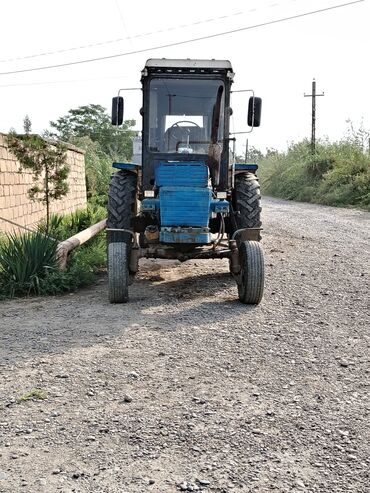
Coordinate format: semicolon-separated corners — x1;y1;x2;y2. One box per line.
107;171;137;244
237;240;264;305
233;172;262;231
107;171;137;303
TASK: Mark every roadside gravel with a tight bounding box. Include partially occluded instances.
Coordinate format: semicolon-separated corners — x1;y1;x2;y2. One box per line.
0;197;369;493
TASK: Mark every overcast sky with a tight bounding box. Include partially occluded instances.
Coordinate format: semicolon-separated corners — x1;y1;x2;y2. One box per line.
0;0;368;155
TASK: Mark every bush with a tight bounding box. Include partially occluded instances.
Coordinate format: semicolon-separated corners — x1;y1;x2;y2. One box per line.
38;202;106;241
0;231;58;297
70;135;112;198
0;202;107;299
258;136;370;210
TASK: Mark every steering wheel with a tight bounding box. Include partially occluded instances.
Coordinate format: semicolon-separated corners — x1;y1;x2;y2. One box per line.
168;120;201;130
166;121;201;150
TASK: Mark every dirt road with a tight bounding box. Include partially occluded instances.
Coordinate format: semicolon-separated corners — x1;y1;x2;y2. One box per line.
0;197;369;493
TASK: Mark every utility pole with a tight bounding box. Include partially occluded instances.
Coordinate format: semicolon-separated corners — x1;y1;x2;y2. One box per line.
245;138;249;163
304;79;324;153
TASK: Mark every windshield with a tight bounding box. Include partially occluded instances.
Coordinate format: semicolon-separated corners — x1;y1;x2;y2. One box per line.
148;78;225;154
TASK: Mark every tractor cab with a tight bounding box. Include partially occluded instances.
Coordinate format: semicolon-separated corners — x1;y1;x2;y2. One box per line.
140;60;232;190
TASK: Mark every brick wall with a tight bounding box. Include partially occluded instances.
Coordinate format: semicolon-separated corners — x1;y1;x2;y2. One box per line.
0;133;87;233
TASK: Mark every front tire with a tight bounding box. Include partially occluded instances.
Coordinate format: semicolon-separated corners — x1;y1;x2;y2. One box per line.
108;242;129;303
237;241;264;305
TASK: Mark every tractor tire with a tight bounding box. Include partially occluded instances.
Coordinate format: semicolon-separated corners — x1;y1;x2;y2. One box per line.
107;170;137;245
233;172;262;229
237;240;264;305
108;242;129;303
107;170;137;302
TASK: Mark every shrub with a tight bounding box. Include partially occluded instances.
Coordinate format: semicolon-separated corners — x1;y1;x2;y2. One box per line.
38;202;106;241
0;231;58;297
258;136;370;210
0;202;107;299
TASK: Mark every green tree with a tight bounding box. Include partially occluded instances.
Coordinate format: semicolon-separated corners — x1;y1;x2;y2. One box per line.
6;131;69;232
72;135;112;198
235;146;263;163
50;104;135;161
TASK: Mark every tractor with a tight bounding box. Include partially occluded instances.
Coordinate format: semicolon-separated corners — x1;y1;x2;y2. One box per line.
107;58;263;304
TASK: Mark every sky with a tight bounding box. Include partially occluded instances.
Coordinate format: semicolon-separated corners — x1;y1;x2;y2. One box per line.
0;0;368;156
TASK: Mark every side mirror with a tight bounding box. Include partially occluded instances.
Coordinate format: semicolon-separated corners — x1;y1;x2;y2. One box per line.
247;96;262;127
112;96;124;125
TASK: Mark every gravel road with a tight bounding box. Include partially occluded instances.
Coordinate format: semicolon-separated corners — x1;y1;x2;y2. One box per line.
0;197;369;493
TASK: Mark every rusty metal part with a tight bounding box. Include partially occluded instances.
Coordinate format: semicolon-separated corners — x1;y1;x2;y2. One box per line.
232;227;262;242
144;225;159;243
229;239;241;275
106;228;135;236
140;245;231;262
129;245;140;273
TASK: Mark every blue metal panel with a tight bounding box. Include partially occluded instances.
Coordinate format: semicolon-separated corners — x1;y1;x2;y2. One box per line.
159;187;211;227
141;198;159;212
155;162;208;188
210;199;229;213
235;163;258;171
160;227;211;244
112;162;139;170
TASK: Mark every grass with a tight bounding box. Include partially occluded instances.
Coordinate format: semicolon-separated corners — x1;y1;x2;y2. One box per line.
0;200;107;299
0;231;58;297
17;388;48;402
257;137;370;210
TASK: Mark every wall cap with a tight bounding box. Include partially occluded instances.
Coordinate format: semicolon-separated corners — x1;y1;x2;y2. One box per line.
0;132;85;155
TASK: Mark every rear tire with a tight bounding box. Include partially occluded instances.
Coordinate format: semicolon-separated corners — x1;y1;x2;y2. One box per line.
237;240;264;305
107;171;137;303
233;172;262;230
107;171;137;244
108;242;129;303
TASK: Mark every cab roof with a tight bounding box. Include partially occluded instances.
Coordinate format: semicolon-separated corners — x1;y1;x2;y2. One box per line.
144;58;233;71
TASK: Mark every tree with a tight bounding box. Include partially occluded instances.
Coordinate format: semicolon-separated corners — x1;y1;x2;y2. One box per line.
50;104;135;161
235;146;264;163
6;131;69;232
72;135;112;198
23;115;32;134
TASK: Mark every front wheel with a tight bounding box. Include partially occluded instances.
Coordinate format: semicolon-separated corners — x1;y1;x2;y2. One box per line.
237;241;264;305
108;242;129;303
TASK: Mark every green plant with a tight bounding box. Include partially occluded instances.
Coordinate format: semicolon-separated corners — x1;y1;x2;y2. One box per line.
0;231;58;297
50;104;135;161
17;388;48;402
258;132;370;210
70;135;112;198
49;104;136;198
38;202;106;239
0;202;107;299
6;126;69;232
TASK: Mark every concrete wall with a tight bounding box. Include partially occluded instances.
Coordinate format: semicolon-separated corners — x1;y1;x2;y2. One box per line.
0;133;87;233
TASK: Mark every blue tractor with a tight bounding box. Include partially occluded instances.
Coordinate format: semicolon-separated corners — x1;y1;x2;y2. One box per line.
107;58;263;304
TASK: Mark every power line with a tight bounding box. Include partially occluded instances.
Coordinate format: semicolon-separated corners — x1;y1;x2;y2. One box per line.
0;0;300;64
0;0;364;77
0;10;245;63
0;74;132;88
